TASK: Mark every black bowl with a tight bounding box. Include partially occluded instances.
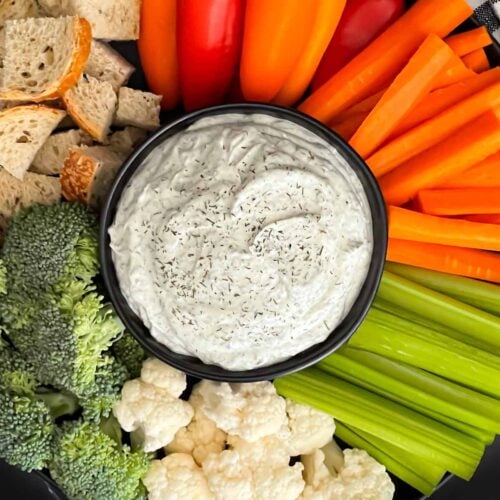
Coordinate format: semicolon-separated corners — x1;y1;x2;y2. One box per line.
100;103;387;382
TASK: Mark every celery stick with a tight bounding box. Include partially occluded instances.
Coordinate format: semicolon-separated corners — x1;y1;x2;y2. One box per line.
275;369;483;479
386;263;500;317
335;421;442;496
320;348;500;434
373;299;495;352
378;271;500;352
350;310;500;398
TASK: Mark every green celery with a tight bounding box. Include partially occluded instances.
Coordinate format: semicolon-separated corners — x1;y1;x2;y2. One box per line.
275;369;483;480
386;263;500;317
350;308;500;397
378;272;500;353
335;421;444;495
372;299;495;352
320;348;500;435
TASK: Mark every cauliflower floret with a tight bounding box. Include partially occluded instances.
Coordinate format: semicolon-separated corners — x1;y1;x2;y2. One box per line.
195;380;287;442
203;443;304;500
140;358;187;397
144;453;214;500
285;399;335;456
301;446;395;500
166;385;227;465
113;379;193;452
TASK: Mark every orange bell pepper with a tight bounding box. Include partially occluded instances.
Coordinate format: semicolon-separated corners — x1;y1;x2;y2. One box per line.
138;0;180;110
240;0;317;103
273;0;347;107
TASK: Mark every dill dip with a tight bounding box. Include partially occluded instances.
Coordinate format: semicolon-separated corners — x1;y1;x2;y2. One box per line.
109;113;373;370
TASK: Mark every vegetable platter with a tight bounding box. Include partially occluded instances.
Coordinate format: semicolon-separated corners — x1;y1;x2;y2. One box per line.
1;0;500;499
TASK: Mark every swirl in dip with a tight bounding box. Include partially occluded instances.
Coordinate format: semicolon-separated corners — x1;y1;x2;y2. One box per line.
109;113;373;370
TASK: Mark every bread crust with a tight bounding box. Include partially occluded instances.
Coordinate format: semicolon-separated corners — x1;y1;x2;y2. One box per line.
60;147;97;203
0;17;92;102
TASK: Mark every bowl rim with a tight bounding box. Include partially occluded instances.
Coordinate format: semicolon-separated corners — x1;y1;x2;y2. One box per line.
99;103;388;382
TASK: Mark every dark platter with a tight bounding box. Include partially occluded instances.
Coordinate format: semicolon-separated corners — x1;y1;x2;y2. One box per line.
2;3;500;500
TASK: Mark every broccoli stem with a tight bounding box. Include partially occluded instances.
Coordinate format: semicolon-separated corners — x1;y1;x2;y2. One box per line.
35;390;79;420
99;415;123;446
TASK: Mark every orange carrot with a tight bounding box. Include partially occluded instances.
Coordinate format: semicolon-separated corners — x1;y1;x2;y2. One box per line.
391;68;500;137
349;35;454;159
439;152;500;188
240;0;316;102
272;0;346;106
431;54;475;89
388;205;500;252
379;110;500;206
368;82;500;176
331;113;367;141
332;90;385;122
298;0;473;123
462;49;490;73
445;26;492;57
138;0;180;110
416;188;500;216
387;238;500;283
465;214;500;225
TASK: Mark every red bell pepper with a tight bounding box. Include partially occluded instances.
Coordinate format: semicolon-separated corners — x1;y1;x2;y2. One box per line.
312;0;405;91
177;0;245;111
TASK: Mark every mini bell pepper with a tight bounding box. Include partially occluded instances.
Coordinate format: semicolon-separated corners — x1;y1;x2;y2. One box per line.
138;0;180;110
273;0;347;106
177;0;245;111
240;0;317;103
312;0;405;91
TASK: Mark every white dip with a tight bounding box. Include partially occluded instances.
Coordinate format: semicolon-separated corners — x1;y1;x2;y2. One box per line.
109;113;373;370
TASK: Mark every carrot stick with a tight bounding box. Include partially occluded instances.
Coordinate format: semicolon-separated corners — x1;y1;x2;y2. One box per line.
332;91;385;122
368;82;500;177
387;238;500;283
462;49;490;73
416;188;500;216
431;55;475;89
388;205;500;252
298;0;473;123
331;113;367;141
349;35;455;159
445;26;492;57
465;214;500;225
272;0;346;106
391;68;500;137
439;152;500;188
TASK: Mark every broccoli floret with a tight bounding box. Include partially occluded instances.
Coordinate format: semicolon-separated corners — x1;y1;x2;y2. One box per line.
1;203;123;396
112;332;147;379
0;342;79;472
80;355;129;424
50;420;150;500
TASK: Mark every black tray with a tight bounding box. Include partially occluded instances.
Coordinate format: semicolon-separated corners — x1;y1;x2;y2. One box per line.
2;4;500;500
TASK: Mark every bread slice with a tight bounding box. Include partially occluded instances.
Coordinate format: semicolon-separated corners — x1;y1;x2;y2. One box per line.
0;0;39;27
114;87;161;131
86;40;135;91
0;16;91;102
63;75;117;143
61;145;125;208
38;0;140;40
0;168;60;242
31;128;93;175
0;104;66;179
109;127;147;155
